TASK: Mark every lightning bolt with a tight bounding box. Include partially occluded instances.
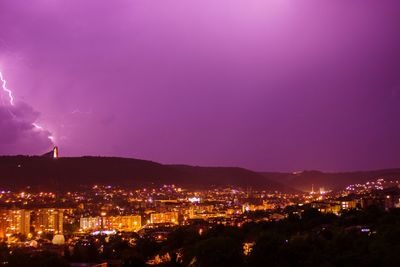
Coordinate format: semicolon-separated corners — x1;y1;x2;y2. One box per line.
33;122;54;141
32;123;44;130
0;69;54;142
0;70;14;106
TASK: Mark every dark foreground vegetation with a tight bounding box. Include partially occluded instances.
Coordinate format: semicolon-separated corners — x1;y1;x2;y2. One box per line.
2;206;400;266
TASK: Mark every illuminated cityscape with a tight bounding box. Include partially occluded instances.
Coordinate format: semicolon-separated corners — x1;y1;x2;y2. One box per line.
1;0;400;266
0;175;399;265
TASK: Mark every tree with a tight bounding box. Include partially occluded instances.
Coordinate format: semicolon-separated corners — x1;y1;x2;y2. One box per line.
187;236;243;267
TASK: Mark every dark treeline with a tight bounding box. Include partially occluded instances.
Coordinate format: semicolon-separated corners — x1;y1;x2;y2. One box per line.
2;206;400;266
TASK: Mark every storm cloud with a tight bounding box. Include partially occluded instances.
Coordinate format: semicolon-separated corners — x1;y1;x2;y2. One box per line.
0;101;53;155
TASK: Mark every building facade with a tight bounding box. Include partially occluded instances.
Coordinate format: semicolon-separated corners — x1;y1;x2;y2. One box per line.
0;209;31;238
34;209;64;234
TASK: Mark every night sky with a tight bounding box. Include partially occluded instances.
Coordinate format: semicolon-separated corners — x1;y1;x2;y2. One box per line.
0;0;399;172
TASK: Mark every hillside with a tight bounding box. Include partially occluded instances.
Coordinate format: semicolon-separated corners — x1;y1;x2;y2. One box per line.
0;156;292;192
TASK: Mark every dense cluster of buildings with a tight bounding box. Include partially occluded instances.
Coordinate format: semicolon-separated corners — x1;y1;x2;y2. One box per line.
0;208;63;239
0;178;399;244
80;215;142;232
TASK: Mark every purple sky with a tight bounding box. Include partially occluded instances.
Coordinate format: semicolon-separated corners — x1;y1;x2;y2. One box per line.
0;0;400;172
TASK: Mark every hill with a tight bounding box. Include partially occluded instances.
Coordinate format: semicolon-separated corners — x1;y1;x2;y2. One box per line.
0;156;293;192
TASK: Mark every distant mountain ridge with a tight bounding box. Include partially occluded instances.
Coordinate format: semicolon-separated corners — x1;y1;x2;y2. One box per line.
1;156;398;192
0;156;293;192
260;169;400;192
